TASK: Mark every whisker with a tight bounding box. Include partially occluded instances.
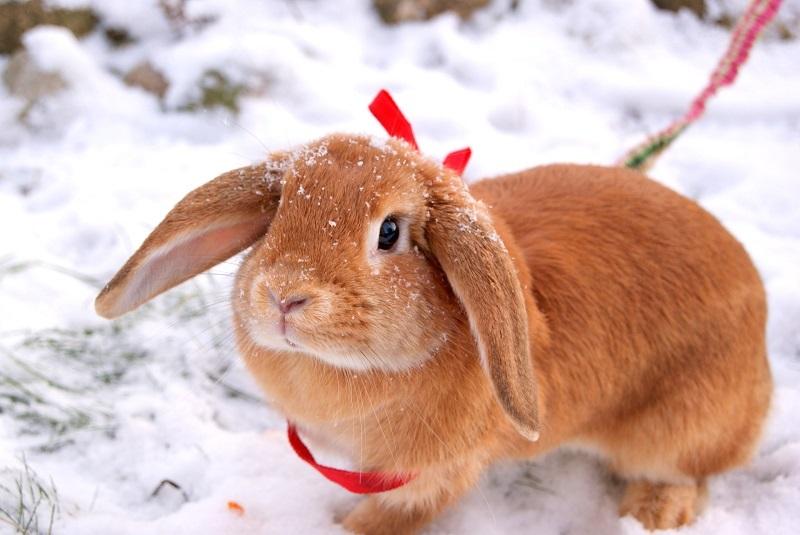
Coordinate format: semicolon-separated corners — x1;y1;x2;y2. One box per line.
222;116;269;153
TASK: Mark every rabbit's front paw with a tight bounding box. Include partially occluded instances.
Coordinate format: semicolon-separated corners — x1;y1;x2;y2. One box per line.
341;497;426;535
619;479;708;530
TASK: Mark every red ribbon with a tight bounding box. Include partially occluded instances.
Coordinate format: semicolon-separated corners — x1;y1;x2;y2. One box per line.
368;90;419;151
442;147;472;175
287;423;414;494
368;89;471;175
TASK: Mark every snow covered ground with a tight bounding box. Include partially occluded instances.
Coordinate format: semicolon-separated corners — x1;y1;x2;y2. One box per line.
1;0;799;533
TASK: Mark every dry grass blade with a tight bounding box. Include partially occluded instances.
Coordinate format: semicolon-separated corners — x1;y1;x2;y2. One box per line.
0;457;59;535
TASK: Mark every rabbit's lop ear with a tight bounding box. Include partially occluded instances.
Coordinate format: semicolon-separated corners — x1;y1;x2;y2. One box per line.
95;161;284;319
426;181;540;442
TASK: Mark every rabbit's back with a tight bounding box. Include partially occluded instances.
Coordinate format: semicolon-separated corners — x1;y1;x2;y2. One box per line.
471;164;771;475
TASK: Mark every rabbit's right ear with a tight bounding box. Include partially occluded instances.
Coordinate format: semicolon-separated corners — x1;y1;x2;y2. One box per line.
95;160;285;319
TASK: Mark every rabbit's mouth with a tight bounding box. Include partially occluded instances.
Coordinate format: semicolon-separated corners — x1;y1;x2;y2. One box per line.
279;315;299;348
282;328;300;348
246;313;304;352
244;310;432;372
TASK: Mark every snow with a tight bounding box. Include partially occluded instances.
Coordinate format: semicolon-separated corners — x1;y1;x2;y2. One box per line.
1;0;799;533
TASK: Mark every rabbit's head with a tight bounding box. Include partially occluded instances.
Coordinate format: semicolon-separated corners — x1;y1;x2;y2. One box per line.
96;134;540;440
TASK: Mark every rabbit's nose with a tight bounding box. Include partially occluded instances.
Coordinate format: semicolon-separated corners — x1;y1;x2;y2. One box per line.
279;296;307;314
268;288;308;314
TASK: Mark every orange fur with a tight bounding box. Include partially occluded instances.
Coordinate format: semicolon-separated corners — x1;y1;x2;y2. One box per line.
96;134;771;534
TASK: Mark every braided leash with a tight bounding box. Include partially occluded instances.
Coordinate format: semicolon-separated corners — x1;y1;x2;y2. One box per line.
621;0;782;172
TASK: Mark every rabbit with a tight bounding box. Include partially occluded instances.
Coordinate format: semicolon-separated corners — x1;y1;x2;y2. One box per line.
95;133;772;534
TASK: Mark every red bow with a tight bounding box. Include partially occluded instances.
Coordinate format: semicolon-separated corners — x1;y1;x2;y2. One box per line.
369;89;471;175
287;423;414;494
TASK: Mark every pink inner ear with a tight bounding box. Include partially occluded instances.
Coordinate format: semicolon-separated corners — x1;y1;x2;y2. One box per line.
113;218;268;316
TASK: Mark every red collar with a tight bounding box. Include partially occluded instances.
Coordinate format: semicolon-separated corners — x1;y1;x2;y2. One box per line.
287;423;414;494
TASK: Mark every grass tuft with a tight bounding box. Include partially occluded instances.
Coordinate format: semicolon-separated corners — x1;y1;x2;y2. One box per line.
0;457;59;535
0;322;146;450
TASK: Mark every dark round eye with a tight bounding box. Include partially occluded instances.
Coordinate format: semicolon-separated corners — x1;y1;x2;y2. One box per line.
378;217;399;250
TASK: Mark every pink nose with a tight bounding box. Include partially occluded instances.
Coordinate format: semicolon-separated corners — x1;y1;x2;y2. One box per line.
268;289;307;314
279;296;307;314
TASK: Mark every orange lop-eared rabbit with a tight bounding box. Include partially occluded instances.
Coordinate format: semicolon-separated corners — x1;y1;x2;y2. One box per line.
96;134;771;534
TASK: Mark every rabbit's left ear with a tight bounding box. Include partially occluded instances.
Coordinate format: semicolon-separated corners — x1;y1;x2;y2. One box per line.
426;179;540;441
95;161;284;319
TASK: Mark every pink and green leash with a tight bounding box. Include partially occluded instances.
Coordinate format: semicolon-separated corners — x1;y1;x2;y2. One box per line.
621;0;783;172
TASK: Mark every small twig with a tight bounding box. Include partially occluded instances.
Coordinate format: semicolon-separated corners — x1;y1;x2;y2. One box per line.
150;479;189;503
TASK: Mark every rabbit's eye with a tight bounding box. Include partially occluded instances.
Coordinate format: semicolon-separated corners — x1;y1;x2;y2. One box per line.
378;217;399;250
